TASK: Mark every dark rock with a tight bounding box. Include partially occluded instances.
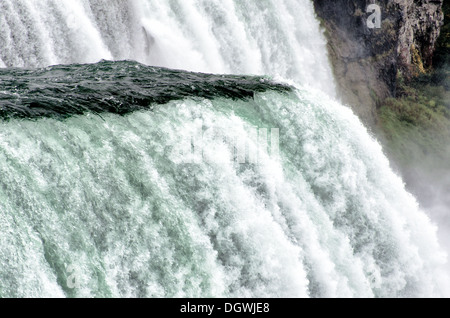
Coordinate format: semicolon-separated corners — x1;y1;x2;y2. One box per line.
313;0;444;127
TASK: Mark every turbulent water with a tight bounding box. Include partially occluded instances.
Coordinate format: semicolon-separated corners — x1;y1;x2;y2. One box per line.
0;61;448;298
0;0;449;298
0;0;335;96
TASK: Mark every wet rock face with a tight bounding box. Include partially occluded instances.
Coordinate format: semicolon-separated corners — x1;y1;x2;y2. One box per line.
397;0;444;71
313;0;444;127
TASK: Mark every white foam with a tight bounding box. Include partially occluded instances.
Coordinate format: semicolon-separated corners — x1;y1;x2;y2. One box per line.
0;0;335;95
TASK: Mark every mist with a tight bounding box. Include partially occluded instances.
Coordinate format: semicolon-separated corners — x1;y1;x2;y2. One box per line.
404;156;450;255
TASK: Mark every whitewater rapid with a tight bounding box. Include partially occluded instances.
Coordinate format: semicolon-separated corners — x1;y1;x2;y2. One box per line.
0;0;335;96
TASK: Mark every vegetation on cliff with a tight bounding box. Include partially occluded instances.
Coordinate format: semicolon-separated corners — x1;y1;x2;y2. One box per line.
378;72;449;167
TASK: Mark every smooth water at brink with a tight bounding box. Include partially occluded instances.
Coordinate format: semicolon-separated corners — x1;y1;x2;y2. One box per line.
0;61;291;120
0;0;335;96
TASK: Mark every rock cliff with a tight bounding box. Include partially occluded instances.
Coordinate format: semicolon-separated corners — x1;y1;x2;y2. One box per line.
313;0;444;127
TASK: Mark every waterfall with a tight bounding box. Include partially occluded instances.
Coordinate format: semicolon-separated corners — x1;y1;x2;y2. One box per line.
0;0;448;298
0;0;335;95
